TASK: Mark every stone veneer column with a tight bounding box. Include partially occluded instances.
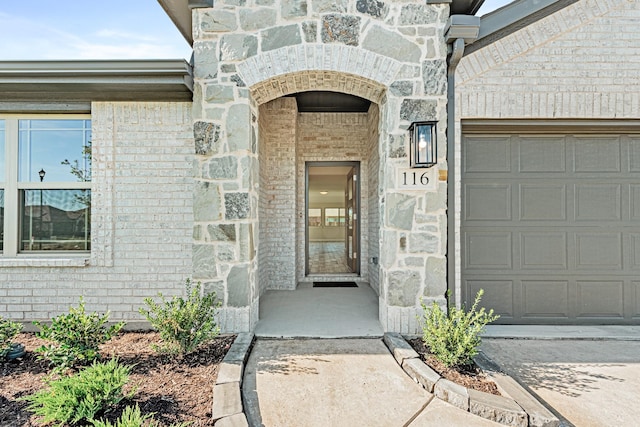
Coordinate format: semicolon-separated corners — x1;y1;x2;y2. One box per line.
191;0;451;334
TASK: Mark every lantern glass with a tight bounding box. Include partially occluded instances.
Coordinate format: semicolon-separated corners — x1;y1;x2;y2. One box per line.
409;121;436;168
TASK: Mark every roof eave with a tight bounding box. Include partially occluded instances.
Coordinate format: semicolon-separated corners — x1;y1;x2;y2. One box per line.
157;0;213;46
467;0;577;53
0;60;194;105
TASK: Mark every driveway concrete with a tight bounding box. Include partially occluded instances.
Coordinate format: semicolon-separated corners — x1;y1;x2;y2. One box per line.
243;338;502;427
481;338;640;427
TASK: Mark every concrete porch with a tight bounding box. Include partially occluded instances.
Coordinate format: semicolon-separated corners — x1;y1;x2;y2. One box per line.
254;282;383;338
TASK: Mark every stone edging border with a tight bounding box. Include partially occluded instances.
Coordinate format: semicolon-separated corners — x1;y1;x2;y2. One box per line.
383;333;560;427
211;332;254;427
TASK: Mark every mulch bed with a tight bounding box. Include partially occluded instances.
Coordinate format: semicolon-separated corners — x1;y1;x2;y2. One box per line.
407;338;499;396
0;332;235;427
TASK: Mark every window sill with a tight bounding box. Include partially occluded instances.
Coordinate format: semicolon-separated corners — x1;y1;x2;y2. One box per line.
0;257;90;268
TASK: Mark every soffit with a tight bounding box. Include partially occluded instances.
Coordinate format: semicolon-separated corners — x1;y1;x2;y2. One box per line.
0;60;194;104
467;0;575;53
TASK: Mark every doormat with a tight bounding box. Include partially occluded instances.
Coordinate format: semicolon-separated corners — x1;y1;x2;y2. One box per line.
313;281;358;288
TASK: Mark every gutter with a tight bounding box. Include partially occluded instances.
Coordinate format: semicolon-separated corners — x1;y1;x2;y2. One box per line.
444;15;481;308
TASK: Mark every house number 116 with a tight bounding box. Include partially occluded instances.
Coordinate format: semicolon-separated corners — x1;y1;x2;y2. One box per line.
402;171;430;186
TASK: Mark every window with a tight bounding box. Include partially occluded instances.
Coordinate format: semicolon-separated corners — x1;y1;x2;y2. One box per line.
308;208;322;227
0;117;91;255
324;208;345;227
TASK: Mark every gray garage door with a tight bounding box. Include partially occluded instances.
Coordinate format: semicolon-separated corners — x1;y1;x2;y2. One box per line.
462;128;640;324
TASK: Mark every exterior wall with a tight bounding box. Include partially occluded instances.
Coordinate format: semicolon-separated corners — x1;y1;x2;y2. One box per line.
192;0;451;333
366;103;381;296
258;97;298;292
295;112;370;283
1;102;194;324
454;0;640;304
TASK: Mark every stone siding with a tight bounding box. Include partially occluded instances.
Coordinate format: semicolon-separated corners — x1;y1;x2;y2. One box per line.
192;0;451;333
1;102;194;323
454;0;640;306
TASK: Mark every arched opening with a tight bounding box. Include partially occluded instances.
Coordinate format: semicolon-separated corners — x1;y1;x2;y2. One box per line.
254;86;382;337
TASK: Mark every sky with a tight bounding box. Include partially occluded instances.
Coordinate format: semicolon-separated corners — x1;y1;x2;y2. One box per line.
0;0;512;61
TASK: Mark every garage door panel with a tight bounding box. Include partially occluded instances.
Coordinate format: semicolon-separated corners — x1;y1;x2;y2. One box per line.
522;280;569;318
575;232;623;270
628;137;640;172
520;184;567;221
465;279;514;319
630;185;640;220
464;136;511;173
633;281;640;317
518;137;566;172
464;232;512;269
575;184;621;221
630;234;640;270
463;130;640;324
520;232;567;269
576;280;624;318
573;137;621;172
465;184;511;221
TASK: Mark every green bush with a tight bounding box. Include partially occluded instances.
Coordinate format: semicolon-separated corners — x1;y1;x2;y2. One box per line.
21;359;134;426
34;297;125;370
0;316;23;359
90;405;190;427
420;289;499;368
139;279;220;354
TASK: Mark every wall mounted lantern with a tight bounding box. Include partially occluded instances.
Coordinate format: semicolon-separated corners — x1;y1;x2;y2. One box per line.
38;168;46;182
409;121;437;168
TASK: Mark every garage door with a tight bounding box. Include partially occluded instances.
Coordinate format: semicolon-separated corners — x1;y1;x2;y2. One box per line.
462;127;640;324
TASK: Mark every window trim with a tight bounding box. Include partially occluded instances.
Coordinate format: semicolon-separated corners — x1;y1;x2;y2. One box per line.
0;114;91;258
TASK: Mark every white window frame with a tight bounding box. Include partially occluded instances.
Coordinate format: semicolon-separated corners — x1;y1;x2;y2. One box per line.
1;114;91;259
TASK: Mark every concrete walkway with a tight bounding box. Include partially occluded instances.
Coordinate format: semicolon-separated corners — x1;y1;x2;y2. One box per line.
255;282;383;338
243;338;502;427
480;326;640;427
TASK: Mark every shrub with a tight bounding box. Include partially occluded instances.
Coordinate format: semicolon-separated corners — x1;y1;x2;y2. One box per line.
139;279;220;354
21;359;134;426
34;297;125;370
90;405;190;427
0;316;23;359
420;289;499;368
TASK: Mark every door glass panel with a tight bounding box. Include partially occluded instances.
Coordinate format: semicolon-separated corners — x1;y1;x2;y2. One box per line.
307;165;357;275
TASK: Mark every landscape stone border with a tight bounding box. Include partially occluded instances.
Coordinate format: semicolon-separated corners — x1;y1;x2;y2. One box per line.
212;332;254;426
383;333;560;427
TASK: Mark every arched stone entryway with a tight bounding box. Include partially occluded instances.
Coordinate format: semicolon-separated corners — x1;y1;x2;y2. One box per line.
190;4;450;334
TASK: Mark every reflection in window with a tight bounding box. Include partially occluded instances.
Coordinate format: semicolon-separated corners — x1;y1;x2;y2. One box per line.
18;119;91;182
0;190;3;251
308;208;322;227
0;120;5;182
324;208;345;227
20;189;91;251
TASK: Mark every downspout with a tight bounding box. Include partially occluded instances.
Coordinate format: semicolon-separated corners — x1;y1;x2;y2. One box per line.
444;15;481;308
446;38;465;308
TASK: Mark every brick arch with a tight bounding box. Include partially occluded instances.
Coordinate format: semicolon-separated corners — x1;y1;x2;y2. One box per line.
236;44;401;105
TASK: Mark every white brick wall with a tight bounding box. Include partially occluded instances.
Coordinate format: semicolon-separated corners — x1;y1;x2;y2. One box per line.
457;0;640;119
258;97;298;292
295;112;372;283
1;102;194;323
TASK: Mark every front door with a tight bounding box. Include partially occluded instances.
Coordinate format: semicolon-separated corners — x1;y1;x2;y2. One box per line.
306;162;360;275
345;167;359;272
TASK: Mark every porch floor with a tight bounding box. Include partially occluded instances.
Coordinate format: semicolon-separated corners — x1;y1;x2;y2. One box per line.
254;282;383;338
